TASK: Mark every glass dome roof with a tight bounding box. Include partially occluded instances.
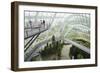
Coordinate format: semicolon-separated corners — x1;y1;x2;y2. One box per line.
24;11;90;61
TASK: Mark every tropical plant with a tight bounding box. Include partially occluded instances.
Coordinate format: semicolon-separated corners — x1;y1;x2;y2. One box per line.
39;35;64;60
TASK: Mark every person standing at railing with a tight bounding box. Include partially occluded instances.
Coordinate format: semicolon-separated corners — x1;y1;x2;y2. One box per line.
39;19;46;31
39;20;42;32
42;20;45;29
29;20;33;30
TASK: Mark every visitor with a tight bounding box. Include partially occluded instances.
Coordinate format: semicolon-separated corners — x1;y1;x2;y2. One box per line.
42;20;45;28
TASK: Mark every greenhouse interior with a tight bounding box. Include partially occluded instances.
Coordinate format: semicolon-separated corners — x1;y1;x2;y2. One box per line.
24;11;90;61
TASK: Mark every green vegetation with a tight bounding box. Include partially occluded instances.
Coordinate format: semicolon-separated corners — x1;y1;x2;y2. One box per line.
39;35;64;60
25;12;91;61
30;56;37;61
74;39;90;48
69;46;90;59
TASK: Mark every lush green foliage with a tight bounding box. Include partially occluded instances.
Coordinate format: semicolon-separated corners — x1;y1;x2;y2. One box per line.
39;35;64;60
69;46;90;59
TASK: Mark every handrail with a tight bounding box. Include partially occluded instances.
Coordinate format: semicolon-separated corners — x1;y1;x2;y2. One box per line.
64;39;90;54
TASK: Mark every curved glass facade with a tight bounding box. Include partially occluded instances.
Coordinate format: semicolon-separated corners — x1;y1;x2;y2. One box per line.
24;11;90;61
